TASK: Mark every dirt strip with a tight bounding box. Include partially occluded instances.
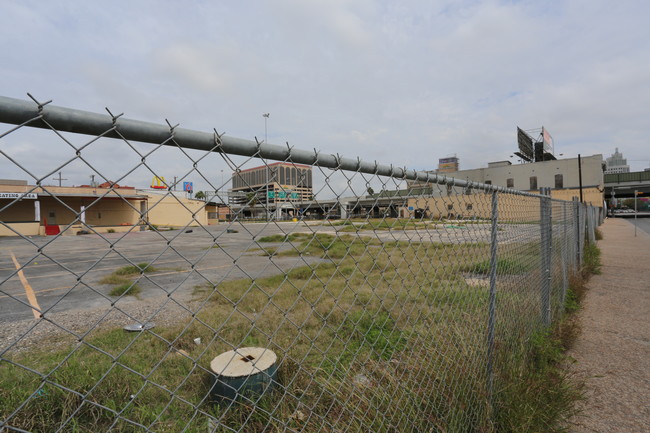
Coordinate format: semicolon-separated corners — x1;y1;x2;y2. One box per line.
568;218;650;432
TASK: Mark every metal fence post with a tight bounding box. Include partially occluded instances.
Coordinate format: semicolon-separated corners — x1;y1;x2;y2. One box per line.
561;202;568;312
579;203;585;265
574;198;581;269
540;187;552;326
587;206;595;244
487;190;498;408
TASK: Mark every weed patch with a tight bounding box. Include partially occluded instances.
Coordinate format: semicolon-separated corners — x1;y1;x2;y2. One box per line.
257;234;288;243
101;263;155;297
114;263;156;275
493;325;582;432
582;243;602;276
595;228;603;240
109;283;141;297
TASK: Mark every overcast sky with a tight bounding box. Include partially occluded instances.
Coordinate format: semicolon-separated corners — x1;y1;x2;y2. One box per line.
1;0;649;193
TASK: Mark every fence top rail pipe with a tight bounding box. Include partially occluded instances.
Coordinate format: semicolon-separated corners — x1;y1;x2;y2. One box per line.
1;94;543;198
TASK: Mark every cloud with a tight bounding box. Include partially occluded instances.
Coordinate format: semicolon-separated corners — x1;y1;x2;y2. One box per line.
153;43;238;94
1;0;650;192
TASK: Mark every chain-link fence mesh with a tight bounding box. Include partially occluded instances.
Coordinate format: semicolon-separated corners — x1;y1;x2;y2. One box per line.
1;95;601;432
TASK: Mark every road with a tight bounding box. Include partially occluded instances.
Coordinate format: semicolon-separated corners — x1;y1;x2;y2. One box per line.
625;216;650;235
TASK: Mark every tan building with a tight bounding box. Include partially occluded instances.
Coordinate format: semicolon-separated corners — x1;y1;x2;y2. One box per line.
404;190;597;222
0;180;217;237
403;155;605;220
143;191;212;227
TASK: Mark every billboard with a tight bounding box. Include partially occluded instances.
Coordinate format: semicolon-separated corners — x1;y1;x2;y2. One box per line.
438;163;458;171
516;127;534;162
438;157;459;173
542;126;554;155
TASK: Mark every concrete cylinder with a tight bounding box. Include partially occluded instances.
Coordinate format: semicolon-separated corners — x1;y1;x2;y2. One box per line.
209;347;278;403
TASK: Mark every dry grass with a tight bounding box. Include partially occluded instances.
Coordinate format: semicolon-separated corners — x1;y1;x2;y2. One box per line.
99;263;156;297
0;233;585;432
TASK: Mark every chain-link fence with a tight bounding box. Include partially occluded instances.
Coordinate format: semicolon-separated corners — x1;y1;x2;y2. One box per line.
0;95;601;432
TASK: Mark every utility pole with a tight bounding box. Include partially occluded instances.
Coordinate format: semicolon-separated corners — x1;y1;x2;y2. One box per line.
635;189;638;237
578;154;583;203
53;171;67;187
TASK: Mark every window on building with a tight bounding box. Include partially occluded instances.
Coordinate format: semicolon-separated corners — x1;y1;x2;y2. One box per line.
298;169;305;187
555;174;564;189
507;178;514;188
529;176;537;191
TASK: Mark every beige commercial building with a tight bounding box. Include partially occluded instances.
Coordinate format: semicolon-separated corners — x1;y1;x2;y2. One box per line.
403;155;605;220
0;180;218;237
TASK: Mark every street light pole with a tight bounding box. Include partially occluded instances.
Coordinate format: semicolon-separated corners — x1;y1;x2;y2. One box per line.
635;189;638;237
263;113;270;221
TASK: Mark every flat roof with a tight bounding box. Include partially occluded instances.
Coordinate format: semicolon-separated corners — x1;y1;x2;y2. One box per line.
0;185;147;200
236;161;312;174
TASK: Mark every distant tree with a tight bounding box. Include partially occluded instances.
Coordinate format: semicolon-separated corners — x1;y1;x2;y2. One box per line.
246;191;258;207
194;191;206;201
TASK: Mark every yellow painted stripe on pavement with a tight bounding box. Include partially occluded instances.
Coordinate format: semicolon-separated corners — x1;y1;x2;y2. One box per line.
10;252;42;319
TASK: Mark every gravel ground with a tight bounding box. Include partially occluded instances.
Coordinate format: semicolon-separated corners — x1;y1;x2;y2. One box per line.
0;293;199;355
568;218;650;432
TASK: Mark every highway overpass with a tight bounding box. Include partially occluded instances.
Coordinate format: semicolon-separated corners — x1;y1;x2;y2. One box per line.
604;170;650;199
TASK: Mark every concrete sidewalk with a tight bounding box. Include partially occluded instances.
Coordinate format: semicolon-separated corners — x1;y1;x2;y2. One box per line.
569;218;650;432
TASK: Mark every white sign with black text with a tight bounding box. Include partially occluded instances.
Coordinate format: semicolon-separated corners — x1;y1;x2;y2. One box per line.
0;192;38;200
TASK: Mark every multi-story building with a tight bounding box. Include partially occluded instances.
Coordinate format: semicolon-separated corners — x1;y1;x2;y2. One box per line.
605;148;630;174
404;154;605;220
450;155;605;202
229;162;313;218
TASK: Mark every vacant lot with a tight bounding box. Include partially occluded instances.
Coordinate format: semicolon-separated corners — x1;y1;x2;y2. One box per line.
1;218;570;432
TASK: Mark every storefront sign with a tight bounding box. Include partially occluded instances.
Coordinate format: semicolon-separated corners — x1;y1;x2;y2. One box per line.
0;192;37;199
151;176;167;189
269;191;300;199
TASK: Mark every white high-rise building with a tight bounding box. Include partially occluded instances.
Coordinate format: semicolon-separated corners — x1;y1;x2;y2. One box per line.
605;148;630;174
